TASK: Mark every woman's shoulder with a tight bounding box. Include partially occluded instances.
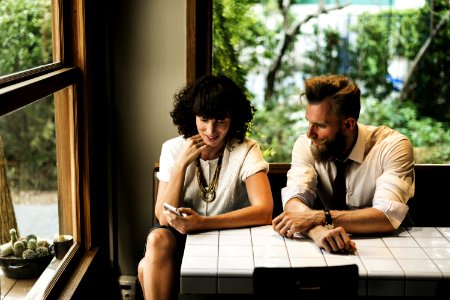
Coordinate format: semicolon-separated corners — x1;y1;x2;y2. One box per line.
226;137;268;175
162;135;186;148
161;136;187;157
239;137;260;147
228;137;263;156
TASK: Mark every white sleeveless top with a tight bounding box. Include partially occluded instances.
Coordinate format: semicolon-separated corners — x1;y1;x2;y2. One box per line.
157;136;268;216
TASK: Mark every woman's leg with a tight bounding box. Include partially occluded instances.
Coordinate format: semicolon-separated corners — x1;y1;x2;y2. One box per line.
137;259;145;298
138;228;178;300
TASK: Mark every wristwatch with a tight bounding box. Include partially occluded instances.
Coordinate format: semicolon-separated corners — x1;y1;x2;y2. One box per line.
323;209;334;229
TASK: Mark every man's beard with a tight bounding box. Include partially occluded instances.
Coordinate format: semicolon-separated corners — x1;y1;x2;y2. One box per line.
310;130;346;163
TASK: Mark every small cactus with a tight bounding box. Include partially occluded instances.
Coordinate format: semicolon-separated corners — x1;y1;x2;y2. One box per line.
56;235;66;242
13;240;26;257
10;228;18;247
37;240;49;248
0;244;13;257
36;246;49;257
28;239;38;251
20;238;28;249
26;234;37;242
22;249;37;259
1;229;51;259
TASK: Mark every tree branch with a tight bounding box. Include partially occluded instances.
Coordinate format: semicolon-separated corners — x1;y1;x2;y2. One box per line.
400;10;449;100
264;1;350;102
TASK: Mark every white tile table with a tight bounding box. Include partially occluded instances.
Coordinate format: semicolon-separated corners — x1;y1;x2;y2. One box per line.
180;226;450;297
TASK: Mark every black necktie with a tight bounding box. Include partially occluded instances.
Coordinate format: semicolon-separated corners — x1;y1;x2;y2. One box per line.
331;159;349;210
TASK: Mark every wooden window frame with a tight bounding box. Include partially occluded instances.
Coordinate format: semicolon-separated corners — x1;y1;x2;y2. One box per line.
186;0;212;83
0;0;92;298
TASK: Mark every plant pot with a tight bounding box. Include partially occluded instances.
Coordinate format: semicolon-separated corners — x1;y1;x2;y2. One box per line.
0;254;53;279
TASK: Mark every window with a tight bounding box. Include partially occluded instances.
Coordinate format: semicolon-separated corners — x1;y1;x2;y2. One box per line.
0;0;61;85
211;0;450;164
0;0;90;297
1;95;59;240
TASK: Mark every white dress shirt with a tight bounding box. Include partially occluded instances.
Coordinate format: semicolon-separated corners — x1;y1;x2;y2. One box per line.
282;124;415;229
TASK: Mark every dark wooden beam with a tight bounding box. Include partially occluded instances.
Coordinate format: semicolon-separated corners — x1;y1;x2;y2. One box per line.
186;0;212;84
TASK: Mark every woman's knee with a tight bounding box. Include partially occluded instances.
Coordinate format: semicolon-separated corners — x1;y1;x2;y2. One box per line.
137;259;144;277
145;228;177;255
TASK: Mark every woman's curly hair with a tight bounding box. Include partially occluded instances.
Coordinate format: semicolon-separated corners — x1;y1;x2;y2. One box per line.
170;74;255;145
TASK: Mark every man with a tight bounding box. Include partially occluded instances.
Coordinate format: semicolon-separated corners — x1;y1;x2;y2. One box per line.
272;74;415;253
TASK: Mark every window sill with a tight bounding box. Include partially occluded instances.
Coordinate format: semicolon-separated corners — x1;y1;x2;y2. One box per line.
1;257;60;299
0;243;90;299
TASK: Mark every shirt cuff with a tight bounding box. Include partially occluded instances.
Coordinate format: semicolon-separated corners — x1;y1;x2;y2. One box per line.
281;186;315;209
373;198;409;229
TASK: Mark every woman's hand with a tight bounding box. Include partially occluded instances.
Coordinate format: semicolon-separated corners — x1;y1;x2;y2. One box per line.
174;134;207;168
163;207;204;234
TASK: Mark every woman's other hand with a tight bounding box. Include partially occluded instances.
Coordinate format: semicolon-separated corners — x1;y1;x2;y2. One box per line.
163;207;204;234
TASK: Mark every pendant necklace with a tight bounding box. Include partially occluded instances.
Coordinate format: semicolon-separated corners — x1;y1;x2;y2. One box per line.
196;152;223;214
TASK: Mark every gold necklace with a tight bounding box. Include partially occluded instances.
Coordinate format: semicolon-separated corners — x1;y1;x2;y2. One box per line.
196;153;223;204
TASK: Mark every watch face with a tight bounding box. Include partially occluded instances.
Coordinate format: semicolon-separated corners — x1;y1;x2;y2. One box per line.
324;209;333;228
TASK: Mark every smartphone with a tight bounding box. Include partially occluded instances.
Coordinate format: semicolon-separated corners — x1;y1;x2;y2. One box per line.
163;203;186;217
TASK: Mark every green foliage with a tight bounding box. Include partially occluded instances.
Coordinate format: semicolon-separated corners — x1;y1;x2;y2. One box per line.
350;11;393;98
0;0;52;76
303;25;343;76
0;0;55;191
407;1;450;123
253;96;450;163
0;97;56;190
251;100;308;162
213;0;449;164
213;0;271;93
390;10;423;59
360;97;450;163
349;3;450;122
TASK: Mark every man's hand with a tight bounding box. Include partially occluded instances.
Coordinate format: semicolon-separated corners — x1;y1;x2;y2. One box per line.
309;225;356;254
272;210;323;238
272;208;356;254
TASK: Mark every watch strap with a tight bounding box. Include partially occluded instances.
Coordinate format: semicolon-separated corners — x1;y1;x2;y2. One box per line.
324;209;334;229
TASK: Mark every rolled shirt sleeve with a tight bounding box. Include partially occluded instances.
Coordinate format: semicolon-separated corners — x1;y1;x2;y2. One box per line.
281;135;318;208
240;140;269;181
372;138;415;228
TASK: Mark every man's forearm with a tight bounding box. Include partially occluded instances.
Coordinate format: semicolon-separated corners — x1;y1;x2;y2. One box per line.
284;197;312;212
330;208;395;234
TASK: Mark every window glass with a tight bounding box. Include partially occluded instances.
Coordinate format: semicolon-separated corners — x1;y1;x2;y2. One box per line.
0;95;58;241
0;84;78;297
212;0;450;164
0;0;54;78
0;0;81;297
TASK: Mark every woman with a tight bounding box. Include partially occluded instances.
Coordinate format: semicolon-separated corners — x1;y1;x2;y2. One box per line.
137;74;273;300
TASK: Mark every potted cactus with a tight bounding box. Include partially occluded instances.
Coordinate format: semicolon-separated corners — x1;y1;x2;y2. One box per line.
0;228;53;279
